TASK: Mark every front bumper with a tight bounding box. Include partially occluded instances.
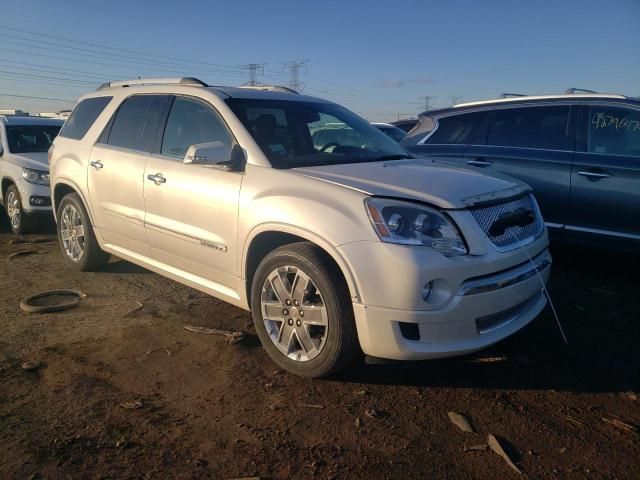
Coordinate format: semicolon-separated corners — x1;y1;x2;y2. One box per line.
16;178;52;214
339;231;551;360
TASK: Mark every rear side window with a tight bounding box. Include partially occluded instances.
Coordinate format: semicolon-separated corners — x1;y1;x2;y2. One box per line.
161;97;232;158
487;106;570;150
106;95;169;152
588;106;640;157
425;111;487;145
59;96;112;140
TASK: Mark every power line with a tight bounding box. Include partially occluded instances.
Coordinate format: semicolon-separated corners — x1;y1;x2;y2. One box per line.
0;92;75;102
0;25;240;73
0;36;244;78
282;60;308;91
240;63;266;86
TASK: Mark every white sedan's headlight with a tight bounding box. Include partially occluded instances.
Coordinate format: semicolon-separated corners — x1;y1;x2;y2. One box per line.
22;168;50;186
365;198;467;257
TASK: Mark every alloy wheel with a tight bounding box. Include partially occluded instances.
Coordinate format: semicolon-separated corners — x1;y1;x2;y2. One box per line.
60;204;85;262
6;190;21;230
261;266;329;362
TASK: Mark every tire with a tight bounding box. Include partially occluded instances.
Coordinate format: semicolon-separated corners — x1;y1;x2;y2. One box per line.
4;185;37;234
57;192;109;271
251;242;359;378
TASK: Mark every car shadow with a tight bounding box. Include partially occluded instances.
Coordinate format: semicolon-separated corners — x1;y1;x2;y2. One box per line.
337;245;640;394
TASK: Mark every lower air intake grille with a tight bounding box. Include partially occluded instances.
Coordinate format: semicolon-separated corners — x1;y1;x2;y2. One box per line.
475;293;542;335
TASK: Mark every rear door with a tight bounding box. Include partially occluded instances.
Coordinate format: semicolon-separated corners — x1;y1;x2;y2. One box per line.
462;104;574;226
405;111;488;165
88;94;170;255
569;104;640;239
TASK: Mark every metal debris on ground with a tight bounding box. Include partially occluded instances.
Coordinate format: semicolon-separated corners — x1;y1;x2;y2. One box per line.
21;360;41;371
355;417;362;427
487;433;522;475
466;356;508;363
9;236;57;245
365;408;383;419
184;325;246;344
120;399;143;410
123;301;144;317
448;411;475;433
463;444;488;452
7;249;44;260
299;403;324;409
602;416;638;433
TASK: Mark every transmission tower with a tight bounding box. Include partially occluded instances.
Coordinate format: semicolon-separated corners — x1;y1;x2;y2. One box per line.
283;60;309;91
451;95;464;106
420;96;435;111
240;63;266;86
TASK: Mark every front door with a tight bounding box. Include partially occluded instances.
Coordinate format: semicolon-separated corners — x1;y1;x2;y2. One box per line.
570;104;640;239
143;96;242;291
87;94;170;255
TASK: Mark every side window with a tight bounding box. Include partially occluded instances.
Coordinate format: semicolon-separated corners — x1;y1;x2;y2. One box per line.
587;106;640;157
425;111;487;145
107;95;169;152
161;97;232;159
487;106;570;149
59;96;112;140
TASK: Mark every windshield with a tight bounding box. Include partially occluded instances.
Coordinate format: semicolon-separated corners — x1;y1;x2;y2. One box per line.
6;124;61;153
225;99;409;168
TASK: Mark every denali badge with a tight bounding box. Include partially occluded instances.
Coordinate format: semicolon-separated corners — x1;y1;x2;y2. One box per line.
200;240;228;252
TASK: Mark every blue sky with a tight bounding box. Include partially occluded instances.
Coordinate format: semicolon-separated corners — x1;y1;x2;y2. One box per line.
1;0;639;120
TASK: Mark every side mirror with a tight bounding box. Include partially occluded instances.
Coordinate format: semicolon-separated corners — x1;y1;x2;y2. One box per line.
183;142;246;172
184;141;229;165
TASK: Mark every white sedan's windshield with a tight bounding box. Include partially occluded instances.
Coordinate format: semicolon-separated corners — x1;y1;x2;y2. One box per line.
226;99;410;168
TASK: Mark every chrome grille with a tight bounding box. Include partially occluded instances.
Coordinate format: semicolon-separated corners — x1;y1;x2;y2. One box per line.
470;194;543;250
475;293;542;334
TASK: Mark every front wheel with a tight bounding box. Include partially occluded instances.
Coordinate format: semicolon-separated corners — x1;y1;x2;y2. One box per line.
5;185;36;234
251;242;359;378
57;193;110;271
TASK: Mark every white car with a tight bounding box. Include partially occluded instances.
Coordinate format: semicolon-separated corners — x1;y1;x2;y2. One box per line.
0;115;64;233
50;78;551;377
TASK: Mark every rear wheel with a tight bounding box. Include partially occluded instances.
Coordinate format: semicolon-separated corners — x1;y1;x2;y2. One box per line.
5;185;37;234
251;242;359;378
57;193;109;271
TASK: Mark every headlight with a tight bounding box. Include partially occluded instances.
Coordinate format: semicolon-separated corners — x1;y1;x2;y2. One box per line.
22;168;50;186
365;198;467;257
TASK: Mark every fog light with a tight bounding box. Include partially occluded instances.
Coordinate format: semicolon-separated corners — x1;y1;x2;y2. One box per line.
421;281;433;302
29;196;51;206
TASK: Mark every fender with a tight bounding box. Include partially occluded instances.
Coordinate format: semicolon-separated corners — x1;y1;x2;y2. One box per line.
242;222;362;303
52;178;96;225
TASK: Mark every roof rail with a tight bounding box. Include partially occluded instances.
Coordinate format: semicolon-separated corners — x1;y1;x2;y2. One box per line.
239;85;299;94
565;88;598;94
500;93;527;98
97;77;208;91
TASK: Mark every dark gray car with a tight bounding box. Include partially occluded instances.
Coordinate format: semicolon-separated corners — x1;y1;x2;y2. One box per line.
402;94;640;250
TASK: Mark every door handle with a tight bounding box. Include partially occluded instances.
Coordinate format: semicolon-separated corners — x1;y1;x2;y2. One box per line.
467;158;493;167
578;170;611;179
90;160;103;170
147;173;166;185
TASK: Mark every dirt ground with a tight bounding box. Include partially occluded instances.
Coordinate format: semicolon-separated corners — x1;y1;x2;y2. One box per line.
0;217;638;480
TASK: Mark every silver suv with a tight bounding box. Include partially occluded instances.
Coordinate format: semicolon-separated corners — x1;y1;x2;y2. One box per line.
50;78;551;377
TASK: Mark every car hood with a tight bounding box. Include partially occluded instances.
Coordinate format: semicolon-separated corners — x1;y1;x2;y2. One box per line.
292;158;530;209
6;152;49;171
